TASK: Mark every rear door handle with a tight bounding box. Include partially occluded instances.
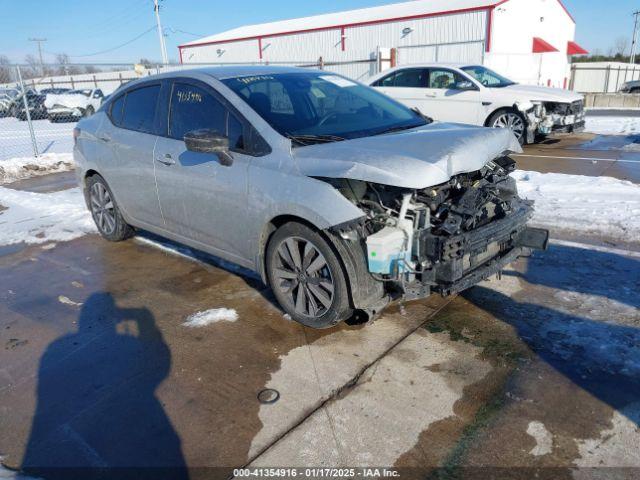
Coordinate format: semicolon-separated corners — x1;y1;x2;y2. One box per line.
425;92;438;98
155;153;175;166
98;134;111;143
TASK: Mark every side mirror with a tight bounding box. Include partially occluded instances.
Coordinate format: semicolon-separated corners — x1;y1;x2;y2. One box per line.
455;80;477;91
184;129;233;166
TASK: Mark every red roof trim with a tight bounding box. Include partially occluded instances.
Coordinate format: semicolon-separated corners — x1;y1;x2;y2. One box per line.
567;40;588;55
178;4;498;49
532;37;559;53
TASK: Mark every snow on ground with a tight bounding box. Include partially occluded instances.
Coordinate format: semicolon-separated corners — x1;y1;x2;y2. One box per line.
0;186;95;246
0;117;74;161
584;116;640;136
0;153;74;184
183;308;239;327
513;170;640;240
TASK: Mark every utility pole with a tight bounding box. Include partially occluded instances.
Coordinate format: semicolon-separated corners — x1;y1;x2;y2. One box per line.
631;11;640;64
28;37;47;75
153;0;169;65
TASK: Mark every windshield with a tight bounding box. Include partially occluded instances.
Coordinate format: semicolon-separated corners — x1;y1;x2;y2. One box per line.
71;89;92;97
222;72;426;144
461;66;516;88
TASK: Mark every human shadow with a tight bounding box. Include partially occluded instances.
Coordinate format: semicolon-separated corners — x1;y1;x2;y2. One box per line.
21;293;188;480
465;284;640;427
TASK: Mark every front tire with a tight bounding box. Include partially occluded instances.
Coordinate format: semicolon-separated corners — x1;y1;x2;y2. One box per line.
266;222;353;329
84;105;95;117
489;109;527;145
87;175;134;242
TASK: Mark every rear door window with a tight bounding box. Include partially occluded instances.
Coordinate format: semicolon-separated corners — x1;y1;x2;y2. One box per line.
120;85;160;133
109;94;125;127
392;69;428;88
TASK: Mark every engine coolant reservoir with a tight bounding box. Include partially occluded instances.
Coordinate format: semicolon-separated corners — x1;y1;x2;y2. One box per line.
366;222;412;275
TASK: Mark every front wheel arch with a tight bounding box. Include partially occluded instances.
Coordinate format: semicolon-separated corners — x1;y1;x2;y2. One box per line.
486;107;528;144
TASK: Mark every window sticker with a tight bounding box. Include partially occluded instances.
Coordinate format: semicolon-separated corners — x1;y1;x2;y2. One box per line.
235;75;276;85
176;90;203;103
320;75;357;88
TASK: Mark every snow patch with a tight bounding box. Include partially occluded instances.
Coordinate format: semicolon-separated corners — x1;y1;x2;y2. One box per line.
585;116;640;136
574;403;640;470
0;153;74;184
526;421;553;456
183;308;238;327
513;170;640;240
0;186;95;246
58;295;83;307
0;457;40;479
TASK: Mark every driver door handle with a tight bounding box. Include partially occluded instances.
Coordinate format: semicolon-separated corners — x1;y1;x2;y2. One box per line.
155;153;175;166
98;134;111;143
425;92;438;98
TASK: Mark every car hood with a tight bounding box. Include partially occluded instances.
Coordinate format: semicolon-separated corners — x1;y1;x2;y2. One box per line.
44;93;90;109
293;122;522;189
499;84;583;103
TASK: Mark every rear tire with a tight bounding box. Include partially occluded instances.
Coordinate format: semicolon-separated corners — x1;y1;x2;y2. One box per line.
488;109;527;145
86;175;134;242
266;222;352;329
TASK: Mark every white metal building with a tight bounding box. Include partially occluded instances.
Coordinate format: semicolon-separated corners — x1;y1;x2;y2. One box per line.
178;0;586;88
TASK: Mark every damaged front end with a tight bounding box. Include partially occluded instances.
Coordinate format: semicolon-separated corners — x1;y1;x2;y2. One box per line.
325;155;548;315
519;100;586;142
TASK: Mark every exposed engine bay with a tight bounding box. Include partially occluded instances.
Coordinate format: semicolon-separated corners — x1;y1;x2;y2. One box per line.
520;99;586;142
324;156;548;307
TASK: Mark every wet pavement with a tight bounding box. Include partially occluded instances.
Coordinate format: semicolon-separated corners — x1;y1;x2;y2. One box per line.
515;133;640;183
1;132;639;478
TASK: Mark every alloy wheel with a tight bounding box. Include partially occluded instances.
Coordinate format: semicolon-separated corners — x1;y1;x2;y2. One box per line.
90;183;116;235
273;236;335;318
493;112;525;141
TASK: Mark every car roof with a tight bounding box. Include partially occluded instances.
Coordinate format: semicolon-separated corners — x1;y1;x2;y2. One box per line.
111;65;326;96
154;65;319;81
386;63;474;69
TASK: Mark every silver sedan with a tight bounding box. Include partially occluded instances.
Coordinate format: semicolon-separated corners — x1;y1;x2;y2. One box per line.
74;66;546;328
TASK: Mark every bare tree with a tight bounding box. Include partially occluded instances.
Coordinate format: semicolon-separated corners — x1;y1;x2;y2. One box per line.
55;53;81;75
614;37;630;56
23;54;40;79
0;55;13;84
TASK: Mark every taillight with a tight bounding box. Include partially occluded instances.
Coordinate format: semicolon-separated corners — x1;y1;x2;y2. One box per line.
73;127;81;145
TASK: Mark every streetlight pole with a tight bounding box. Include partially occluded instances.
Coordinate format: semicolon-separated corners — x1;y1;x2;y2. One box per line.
28;37;47;75
631;11;640;64
153;0;169;65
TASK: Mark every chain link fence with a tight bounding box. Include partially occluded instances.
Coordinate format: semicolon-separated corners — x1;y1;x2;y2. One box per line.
0;59;378;166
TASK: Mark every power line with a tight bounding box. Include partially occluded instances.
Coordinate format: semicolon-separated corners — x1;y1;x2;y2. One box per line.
28;38;47;75
52;25;158;58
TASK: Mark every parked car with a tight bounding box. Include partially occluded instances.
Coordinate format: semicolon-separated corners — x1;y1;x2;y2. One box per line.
368;64;585;144
40;88;72;95
0;88;20;117
74;67;548;328
45;88;105;122
15;91;48;121
620;80;640;94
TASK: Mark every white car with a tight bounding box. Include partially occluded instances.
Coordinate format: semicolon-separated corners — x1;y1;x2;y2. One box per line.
44;88;105;122
368;64;584;144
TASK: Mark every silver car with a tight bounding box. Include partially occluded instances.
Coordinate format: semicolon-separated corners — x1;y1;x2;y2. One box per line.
74;66;548;328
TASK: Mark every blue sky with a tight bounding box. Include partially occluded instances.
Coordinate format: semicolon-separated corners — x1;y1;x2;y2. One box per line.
0;0;637;64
